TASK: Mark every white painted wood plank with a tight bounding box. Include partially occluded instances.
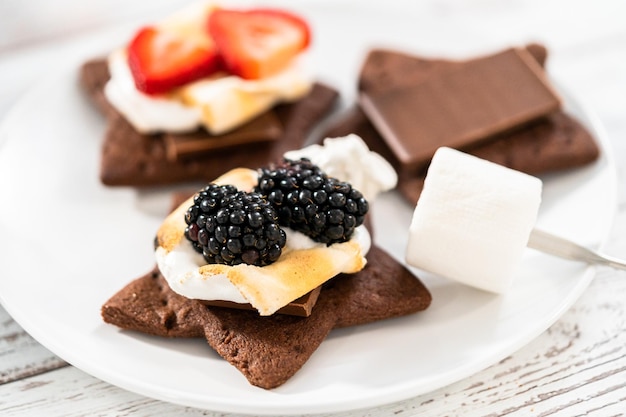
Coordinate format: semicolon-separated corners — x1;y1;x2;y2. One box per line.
0;306;67;384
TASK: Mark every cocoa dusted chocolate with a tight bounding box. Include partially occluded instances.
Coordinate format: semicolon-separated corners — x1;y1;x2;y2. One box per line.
358;47;562;173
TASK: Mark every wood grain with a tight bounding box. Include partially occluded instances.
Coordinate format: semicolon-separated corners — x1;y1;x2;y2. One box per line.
0;307;67;384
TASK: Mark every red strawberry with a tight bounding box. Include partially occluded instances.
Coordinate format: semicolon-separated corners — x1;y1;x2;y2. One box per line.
127;26;220;95
208;8;311;80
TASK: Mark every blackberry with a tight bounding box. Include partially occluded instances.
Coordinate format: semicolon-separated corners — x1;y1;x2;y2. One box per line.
184;184;286;266
256;158;369;245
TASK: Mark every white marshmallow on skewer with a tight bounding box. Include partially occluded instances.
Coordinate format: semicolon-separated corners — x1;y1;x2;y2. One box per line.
405;147;542;293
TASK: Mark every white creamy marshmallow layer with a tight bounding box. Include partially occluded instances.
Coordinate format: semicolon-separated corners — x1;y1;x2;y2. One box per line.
155;168;371;316
104;1;313;135
405;147;542;293
156;225;371;306
284;134;398;201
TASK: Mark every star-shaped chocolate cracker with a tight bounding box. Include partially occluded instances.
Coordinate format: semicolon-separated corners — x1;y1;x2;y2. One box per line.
102;245;431;389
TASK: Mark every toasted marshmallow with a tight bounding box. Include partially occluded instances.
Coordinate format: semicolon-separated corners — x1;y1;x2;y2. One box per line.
178;58;312;134
104;50;203;133
155;168;370;316
284;134;398;201
103;1;313;135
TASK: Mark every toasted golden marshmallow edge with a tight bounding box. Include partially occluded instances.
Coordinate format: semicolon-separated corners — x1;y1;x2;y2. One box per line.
155;168;370;315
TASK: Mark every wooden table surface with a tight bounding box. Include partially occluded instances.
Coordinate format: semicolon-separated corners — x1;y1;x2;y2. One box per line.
1;0;625;415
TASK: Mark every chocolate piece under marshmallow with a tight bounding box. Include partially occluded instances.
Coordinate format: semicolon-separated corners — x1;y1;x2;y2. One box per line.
405;147;542;293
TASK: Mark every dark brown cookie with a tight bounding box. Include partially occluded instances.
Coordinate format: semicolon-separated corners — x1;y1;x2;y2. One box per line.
322;45;599;205
102;245;431;389
80;59;339;187
370;111;601;205
100;268;207;338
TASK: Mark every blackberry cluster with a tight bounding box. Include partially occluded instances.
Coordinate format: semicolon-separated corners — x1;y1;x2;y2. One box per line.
184;184;286;266
256;158;369;245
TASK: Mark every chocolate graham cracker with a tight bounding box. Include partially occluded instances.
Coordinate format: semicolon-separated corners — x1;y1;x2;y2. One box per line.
102;245;431;389
80;59;339;187
322;44;599;205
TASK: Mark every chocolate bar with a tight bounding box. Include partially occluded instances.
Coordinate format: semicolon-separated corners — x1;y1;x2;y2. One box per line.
320;45;599;205
164;111;283;161
358;48;561;173
199;286;321;317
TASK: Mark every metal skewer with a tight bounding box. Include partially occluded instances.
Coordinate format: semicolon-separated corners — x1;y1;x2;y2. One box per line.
528;228;626;271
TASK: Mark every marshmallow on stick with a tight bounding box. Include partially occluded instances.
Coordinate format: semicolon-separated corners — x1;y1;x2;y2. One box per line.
405;147;542;293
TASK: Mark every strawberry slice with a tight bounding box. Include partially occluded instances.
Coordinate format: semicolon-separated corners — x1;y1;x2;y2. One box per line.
128;26;220;95
208;8;311;80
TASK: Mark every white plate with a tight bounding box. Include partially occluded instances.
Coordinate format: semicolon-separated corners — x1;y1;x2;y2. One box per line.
0;3;617;415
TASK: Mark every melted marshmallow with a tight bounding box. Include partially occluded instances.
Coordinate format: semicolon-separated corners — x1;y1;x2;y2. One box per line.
284;134;398;201
156;225;371;305
103;1;313;135
104;50;203;133
154;168;371;316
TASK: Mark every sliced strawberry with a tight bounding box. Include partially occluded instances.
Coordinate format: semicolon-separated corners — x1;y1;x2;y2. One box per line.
208;8;311;80
128;26;220;95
